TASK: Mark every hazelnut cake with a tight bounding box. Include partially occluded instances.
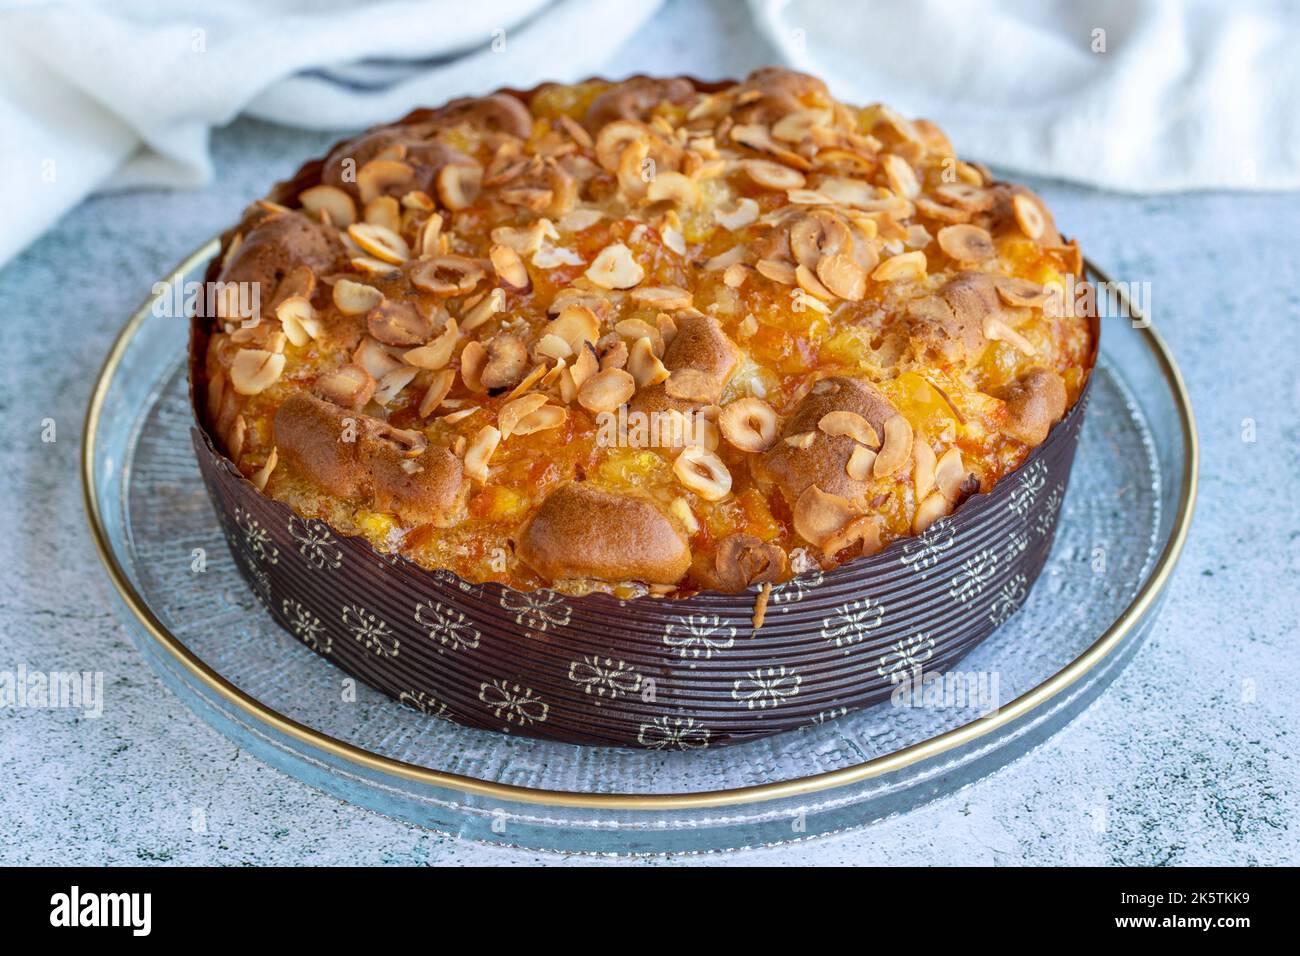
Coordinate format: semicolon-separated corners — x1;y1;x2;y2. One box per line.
197;69;1093;601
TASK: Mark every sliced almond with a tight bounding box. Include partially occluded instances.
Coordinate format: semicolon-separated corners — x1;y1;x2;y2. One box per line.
714;197;759;231
332;278;383;316
417;368;455;417
983;315;1037;355
669;496;700;535
353;336;404;381
568;343;599;390
459;340;488;392
935;447;970;502
404;318;460;369
436;162;483;211
363;195;402;233
792;485;858;548
846;444;877;481
937;224;995;262
275;295;322;347
614;318;665;355
599;337;629;371
550;304;601;352
882;153;920;199
815;252;867;300
298;185;356;227
870;250;927;283
230;349;285;395
873;413;913;478
742;159;806;191
628;336;670;388
1012;194;1046;240
534;333;572;362
511;404;567;436
357;159;414;205
913;437;937;500
315;364;375;409
462;425;501;482
460;287;506;332
226;414;247;461
795;264;834;301
755;258;796;285
441;406;481;425
630;286;692;310
489;243;530;290
784;430;816;450
418;213;444;257
673;446;732;501
373;366;418;406
585;242;644;289
252;447;278;493
718;397;778;453
347;223;409;265
646;171;700;208
577;367;635;413
498;393;549;438
913;490;952;533
818;410;880;448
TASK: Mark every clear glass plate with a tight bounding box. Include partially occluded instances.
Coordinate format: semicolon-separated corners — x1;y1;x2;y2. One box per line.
83;242;1196;854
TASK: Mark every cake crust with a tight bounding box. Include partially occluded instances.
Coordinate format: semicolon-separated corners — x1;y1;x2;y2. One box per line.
196;70;1093;597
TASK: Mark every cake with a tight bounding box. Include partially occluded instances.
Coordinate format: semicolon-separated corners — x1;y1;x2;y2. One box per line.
191;70;1095;745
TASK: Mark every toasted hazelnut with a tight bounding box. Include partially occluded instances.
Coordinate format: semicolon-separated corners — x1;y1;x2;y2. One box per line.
719;397;778;452
577;367;635;413
714;533;787;591
673;446;732;501
357;159;414;205
1012;194;1046;240
410;255;484;296
367;298;435;346
436;162;483;211
480;333;529;390
298;185;356;227
314;364;375;409
935;447;973;502
937;224;995;262
585;242;645;289
332;278;383;315
347;223;409;264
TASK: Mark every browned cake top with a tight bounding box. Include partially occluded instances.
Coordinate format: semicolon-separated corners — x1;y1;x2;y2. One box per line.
198;69;1093;598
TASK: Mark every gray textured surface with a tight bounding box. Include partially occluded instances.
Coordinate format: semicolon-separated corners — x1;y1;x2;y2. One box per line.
1;0;1296;865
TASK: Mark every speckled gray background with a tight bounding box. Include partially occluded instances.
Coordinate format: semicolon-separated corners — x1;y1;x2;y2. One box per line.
1;0;1296;865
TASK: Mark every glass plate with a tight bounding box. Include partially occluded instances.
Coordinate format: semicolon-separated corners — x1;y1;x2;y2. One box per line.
83;242;1196;854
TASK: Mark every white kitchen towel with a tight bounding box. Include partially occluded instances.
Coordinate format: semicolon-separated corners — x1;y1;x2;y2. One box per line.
751;0;1300;193
0;0;663;268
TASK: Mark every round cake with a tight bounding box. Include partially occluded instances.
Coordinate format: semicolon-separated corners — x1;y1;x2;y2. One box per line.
191;70;1095;746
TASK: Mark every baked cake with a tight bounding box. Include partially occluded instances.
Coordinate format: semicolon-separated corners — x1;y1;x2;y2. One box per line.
197;69;1092;601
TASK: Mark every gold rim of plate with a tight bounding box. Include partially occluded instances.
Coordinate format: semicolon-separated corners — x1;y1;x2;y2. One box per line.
81;239;1199;810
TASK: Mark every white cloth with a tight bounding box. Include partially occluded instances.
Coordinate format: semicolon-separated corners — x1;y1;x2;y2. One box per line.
751;0;1300;193
0;0;663;267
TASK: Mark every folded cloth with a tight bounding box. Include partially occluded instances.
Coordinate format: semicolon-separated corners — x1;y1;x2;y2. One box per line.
750;0;1300;193
0;0;663;267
